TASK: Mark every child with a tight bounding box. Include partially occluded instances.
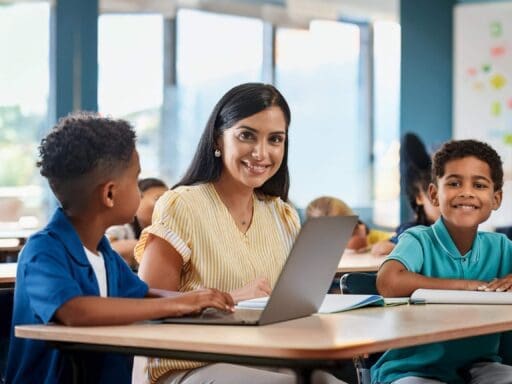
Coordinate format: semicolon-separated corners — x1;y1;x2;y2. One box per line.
6;112;234;384
106;177;168;269
371;133;440;256
373;139;512;384
306;196;391;252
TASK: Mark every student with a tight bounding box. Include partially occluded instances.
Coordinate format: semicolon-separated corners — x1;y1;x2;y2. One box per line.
107;177;168;269
306;196;391;252
373;139;512;384
371;133;440;256
134;83;346;383
5;113;234;384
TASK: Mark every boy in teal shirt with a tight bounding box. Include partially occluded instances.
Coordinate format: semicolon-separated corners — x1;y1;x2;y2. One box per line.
373;139;512;384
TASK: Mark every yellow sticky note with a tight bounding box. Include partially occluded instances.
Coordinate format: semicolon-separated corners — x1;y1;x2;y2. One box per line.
491;102;501;116
490;74;506;90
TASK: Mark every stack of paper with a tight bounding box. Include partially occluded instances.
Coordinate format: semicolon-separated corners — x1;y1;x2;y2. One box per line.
410;289;512;304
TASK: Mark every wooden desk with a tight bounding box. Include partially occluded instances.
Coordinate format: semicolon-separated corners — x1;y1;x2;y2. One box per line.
16;304;512;383
0;262;16;286
337;251;384;273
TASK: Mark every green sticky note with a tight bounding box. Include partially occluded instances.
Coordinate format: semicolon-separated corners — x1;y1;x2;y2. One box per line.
490;21;502;37
503;134;512;145
482;64;492;73
491;102;501;116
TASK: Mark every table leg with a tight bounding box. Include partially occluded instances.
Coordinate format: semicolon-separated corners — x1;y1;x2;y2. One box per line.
294;367;313;384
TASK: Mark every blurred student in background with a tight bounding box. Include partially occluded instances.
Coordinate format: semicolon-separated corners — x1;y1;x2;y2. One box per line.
107;177;167;269
306;196;391;253
371;133;440;256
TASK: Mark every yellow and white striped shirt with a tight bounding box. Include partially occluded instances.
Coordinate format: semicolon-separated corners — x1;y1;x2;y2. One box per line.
135;182;300;382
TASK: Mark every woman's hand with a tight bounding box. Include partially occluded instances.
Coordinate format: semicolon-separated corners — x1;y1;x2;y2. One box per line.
229;277;271;303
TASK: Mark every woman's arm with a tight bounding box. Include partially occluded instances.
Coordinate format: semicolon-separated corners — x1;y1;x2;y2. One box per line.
137;234;183;291
377;260;486;297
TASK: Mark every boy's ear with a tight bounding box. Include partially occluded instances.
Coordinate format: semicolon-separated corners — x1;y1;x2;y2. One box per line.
101;182;116;208
428;183;440;207
492;189;503;210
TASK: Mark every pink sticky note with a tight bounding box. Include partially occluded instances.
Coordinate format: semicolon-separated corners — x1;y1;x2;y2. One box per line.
491;46;506;57
507;98;512;109
467;67;477;76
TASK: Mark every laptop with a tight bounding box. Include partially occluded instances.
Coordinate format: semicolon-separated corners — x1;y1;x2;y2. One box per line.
161;215;358;326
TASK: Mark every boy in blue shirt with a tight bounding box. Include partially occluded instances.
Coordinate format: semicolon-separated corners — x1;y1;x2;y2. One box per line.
373;139;512;384
6;113;234;384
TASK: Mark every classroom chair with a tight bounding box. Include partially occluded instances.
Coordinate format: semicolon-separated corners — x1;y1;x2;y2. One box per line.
0;287;14;383
340;272;379;384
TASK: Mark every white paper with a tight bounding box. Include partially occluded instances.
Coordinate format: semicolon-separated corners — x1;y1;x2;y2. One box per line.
410;289;512;304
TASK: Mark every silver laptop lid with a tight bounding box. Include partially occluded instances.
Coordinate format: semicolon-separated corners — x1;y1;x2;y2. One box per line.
259;215;358;325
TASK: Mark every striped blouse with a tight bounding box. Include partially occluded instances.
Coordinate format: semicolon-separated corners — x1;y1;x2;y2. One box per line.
134;182;300;382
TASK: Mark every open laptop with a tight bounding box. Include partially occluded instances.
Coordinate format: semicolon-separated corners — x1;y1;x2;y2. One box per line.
161;215;358;326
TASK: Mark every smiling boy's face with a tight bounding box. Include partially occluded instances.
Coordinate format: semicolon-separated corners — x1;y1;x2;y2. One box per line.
429;156;502;231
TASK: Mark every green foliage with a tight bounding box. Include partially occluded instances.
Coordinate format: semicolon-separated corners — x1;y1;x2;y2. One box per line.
0;106;43;186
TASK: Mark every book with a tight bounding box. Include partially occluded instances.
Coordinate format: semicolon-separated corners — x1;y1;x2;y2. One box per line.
237;294;408;313
410;289;512;304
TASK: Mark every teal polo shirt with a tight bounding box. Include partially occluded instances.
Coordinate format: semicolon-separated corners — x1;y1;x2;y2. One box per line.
371;217;512;384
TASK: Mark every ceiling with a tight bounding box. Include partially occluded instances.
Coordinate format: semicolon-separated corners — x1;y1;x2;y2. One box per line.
1;0;399;25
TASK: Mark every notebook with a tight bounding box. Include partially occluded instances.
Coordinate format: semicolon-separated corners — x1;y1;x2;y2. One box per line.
160;215;358;325
410;288;512;304
238;294;409;313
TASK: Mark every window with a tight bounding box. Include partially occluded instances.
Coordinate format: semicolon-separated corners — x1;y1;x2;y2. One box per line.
172;9;263;183
0;2;50;230
275;21;365;210
372;21;401;228
98;14;164;178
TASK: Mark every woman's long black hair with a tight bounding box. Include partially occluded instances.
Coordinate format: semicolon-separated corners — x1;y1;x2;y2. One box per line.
174;83;291;201
400;133;433;226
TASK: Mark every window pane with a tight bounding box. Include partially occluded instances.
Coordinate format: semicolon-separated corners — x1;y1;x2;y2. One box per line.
275;22;364;210
172;9;263;182
373;21;401;228
98;14;163;178
0;3;49;230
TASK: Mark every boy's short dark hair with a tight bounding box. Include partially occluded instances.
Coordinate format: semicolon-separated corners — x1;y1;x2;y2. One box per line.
37;112;137;210
432;139;503;191
138;177;167;193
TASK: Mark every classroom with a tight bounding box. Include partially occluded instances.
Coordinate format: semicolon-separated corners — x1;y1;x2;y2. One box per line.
2;1;512;384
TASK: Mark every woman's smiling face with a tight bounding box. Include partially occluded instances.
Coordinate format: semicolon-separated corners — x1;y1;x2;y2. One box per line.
216;106;287;191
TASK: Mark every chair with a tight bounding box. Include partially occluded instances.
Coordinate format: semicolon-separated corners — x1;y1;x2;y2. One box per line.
340;272;380;384
0;288;14;384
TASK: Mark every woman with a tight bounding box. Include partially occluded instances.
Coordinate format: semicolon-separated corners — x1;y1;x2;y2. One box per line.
134;83;345;384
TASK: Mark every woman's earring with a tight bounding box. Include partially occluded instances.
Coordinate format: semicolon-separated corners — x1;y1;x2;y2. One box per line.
214;149;221;158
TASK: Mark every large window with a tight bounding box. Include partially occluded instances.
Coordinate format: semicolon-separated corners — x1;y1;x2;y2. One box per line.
0;3;49;230
98;14;164;179
97;11;401;226
372;21;401;228
173;9;263;183
275;21;365;211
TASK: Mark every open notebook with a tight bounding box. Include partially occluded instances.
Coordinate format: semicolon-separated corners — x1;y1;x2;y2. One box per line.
410;289;512;304
238;294;409;313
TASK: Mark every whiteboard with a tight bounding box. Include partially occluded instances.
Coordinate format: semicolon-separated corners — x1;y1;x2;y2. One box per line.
454;2;512;228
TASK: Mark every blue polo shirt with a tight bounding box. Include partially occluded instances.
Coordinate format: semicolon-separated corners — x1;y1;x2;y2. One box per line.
6;208;148;384
371;217;512;384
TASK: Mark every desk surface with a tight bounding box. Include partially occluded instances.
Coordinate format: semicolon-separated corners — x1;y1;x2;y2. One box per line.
337;251;384;273
16;304;512;361
0;262;17;284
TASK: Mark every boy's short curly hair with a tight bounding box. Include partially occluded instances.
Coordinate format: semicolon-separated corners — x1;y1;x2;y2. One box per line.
432;139;503;191
38;112;137;210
